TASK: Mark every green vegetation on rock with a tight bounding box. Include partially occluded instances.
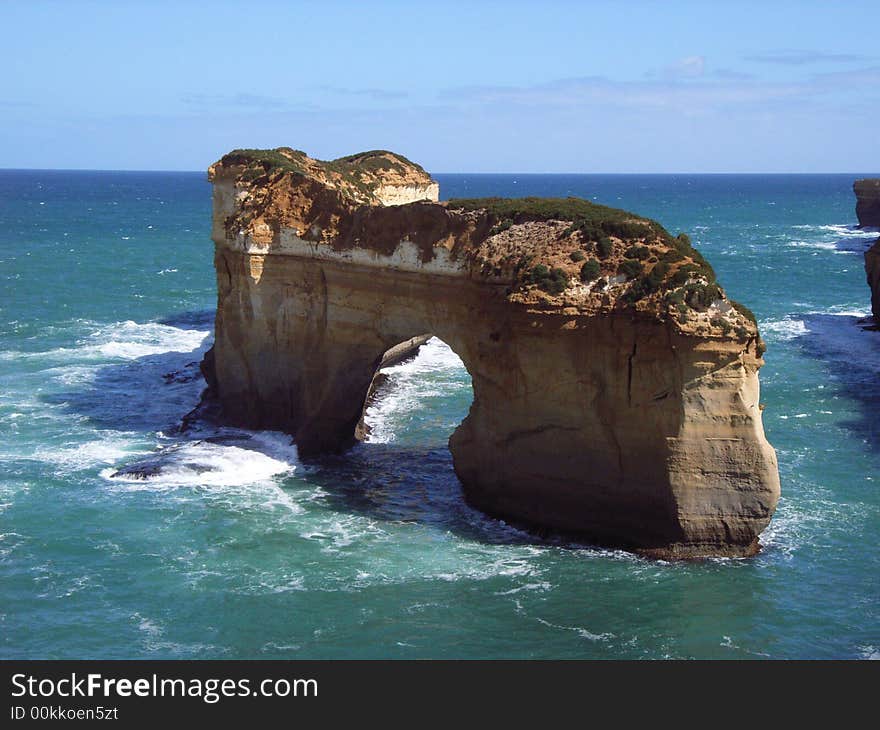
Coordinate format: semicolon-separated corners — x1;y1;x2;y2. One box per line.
527;264;569;295
490;219;513;235
596;237;614;258
328;149;425;175
580;258;601;282
222;147;309;180
730;300;757;324
671;233;715;283
618;259;644;279
220;147;430;198
446;196;669;244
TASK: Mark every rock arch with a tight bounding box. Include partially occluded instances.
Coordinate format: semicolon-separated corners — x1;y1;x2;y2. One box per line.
204;148;780;558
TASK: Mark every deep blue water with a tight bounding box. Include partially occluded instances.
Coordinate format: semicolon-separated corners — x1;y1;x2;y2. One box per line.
1;170;878;659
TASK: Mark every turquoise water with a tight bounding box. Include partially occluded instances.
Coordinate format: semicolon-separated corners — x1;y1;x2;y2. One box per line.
1;170;878;659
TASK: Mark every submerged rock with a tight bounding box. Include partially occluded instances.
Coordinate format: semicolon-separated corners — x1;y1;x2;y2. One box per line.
201;146;780;558
109;442;217;480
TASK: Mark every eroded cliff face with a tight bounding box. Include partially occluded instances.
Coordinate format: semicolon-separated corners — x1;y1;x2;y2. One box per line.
855;178;880;228
866;239;880;321
856;180;880;321
205;147;780;558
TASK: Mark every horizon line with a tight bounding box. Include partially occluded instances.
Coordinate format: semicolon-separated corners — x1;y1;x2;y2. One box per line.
1;167;879;176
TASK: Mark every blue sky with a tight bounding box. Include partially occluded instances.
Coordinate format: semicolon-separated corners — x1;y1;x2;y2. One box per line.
2;0;878;172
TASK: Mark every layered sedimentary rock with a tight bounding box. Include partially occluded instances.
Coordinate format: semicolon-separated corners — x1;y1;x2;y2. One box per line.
204;146;780;557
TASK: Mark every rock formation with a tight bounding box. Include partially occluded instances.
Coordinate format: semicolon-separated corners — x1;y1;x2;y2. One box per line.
854;179;880;228
204;146;780;558
856;179;880;321
866;240;880;321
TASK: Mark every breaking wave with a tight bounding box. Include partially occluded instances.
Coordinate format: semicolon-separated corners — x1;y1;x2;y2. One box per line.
363;337;471;444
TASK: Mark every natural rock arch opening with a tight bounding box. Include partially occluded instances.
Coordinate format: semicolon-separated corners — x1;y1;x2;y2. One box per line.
203;147;780;558
357;336;473;447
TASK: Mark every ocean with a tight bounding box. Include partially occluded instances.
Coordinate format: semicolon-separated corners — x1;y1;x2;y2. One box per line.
1;170;878;659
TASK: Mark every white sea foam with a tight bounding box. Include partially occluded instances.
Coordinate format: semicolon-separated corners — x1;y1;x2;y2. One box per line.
364;337;469;443
785;223;878;256
103;431;299;491
34;435;144;471
0;319;209;363
380;336;466;377
798;312;880;375
792;223;878;236
818;304;871;317
3;313;307;519
533;616;614;642
759;317;807;341
300;513;389;552
719;636;771;658
92;320;208;360
48;364;98;386
787;240;839;251
761;310;879;373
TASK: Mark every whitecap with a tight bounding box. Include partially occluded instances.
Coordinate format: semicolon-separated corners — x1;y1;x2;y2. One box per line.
0;319;209;363
34;435;145;471
92;320;208;360
795;312;880;377
786;240;838;251
364;337;470;443
816;223;878;236
759;317;807;341
103;434;298;490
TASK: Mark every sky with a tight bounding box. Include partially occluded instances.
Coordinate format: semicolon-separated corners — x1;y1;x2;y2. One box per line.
2;0;879;173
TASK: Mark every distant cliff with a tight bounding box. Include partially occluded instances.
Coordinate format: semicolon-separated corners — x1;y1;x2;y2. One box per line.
855;179;880;320
855;179;880;227
866;240;880;321
203;146;780;558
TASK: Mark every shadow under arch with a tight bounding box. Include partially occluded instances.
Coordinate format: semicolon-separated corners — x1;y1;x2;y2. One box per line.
290;335;578;549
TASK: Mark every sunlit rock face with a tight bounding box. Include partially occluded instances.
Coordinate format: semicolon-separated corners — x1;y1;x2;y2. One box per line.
204;146;780;558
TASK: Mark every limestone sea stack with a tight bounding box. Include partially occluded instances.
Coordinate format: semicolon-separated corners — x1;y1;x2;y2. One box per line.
204;147;780;558
865;240;880;321
855;179;880;320
854;179;880;228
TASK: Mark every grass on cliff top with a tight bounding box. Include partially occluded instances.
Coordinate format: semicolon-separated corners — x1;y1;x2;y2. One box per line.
329;150;427;175
447;196;656;226
221;148;309;175
447;195;678;245
220;147;429;186
447;196;719;284
457;196;757;326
